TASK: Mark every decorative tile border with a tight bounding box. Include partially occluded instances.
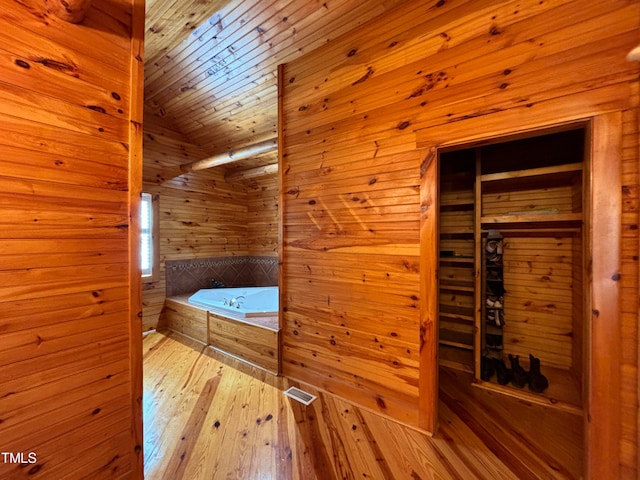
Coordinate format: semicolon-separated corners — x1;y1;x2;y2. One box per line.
167;256;277;271
166;256;278;296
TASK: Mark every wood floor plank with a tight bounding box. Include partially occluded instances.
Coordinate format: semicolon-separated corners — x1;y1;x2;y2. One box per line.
143;331;583;479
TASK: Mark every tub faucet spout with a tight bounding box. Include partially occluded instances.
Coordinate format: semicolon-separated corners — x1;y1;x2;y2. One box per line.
229;295;245;307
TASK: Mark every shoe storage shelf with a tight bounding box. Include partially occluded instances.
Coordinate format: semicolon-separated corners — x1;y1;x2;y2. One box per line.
437;127;586;415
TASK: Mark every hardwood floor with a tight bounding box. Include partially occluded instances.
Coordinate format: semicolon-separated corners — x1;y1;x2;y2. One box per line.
143;331;583;479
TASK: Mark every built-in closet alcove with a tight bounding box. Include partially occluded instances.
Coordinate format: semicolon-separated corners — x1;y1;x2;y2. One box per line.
437;124;587;414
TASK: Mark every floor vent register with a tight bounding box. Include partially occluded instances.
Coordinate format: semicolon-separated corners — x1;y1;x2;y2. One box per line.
283;386;317;405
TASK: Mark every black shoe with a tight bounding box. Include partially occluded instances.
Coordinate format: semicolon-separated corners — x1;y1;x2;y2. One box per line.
486;334;503;349
509;354;528;388
528;354;549;393
481;356;495;381
495;358;512;385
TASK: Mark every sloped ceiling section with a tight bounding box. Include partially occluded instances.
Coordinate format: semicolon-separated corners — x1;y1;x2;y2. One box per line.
143;0;405;173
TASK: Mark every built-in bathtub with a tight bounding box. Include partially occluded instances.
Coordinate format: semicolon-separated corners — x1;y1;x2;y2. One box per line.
163;287;279;373
188;286;278;320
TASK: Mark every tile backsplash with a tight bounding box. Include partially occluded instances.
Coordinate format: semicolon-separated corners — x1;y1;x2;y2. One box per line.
166;256;278;297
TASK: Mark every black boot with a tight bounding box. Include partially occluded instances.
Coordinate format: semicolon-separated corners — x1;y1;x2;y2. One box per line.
481;356;495;381
494;358;512;385
509;354;528;388
528;354;549;393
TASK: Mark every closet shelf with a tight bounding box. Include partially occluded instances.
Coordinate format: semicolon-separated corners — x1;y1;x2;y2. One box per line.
439;226;475;235
481;213;582;225
439;329;473;350
473;363;583;415
439;311;474;322
440;198;474;207
439;344;474;373
439;339;474;350
480;162;582;184
440;280;474;292
439;255;474;264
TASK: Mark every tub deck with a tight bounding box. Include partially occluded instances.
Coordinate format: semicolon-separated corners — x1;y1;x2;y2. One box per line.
163;294;280;374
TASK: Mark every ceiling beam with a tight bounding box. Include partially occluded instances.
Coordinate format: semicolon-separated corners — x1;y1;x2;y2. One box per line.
180;138;277;173
47;0;93;23
225;163;278;183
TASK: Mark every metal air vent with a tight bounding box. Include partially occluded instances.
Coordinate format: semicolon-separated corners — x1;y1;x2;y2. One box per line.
283;386;317;405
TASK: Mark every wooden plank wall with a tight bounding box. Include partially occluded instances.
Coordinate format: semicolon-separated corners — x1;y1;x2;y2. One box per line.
163;296;208;343
620;100;638;480
142;117;280;331
142;115;249;330
246;175;279;256
280;0;638;475
0;0;144;478
208;312;279;373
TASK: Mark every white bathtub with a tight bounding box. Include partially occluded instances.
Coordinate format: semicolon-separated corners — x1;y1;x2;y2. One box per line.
188;286;278;318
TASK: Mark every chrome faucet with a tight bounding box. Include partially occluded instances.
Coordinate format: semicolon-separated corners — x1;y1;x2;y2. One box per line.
228;295;245;308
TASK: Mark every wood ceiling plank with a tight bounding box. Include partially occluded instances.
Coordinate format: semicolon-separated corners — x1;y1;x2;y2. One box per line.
144;0;406;159
156;0;401;119
144;0;249;83
144;0;280;99
145;0;232;68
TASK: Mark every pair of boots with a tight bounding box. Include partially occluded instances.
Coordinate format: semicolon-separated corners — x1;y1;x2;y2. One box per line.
480;356;511;385
481;354;549;393
509;354;549;393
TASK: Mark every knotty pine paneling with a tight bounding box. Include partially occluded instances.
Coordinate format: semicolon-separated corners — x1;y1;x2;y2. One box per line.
145;0;232;72
246;174;279;256
619;103;639;478
142;115;247;331
144;0;406;161
280;0;638;473
142;116;279;331
163;296;208;344
0;0;144;478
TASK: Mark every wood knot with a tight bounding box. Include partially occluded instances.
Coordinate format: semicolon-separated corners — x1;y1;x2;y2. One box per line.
14;59;30;69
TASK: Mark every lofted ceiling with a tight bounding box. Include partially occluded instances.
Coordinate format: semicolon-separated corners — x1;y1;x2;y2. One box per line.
143;0;405;175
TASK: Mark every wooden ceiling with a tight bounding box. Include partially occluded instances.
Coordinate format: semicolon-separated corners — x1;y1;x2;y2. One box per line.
143;0;404;174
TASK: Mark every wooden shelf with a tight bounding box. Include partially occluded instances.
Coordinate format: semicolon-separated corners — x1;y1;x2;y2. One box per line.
439;226;475;235
440;317;474;328
440;340;473;350
439;305;474;322
439;344;474;373
480;162;582;184
439;312;474;323
440;199;474;207
439;329;473;350
440;280;474;292
439;255;474;264
473;363;583;415
481;212;582;225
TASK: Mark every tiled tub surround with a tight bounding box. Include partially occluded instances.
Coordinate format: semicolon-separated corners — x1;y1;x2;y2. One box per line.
166;256;278;297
